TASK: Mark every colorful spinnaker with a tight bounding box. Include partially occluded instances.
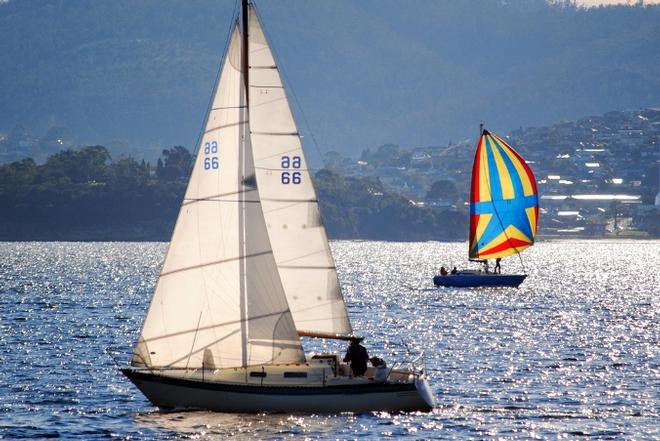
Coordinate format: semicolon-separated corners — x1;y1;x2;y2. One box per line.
469;130;539;260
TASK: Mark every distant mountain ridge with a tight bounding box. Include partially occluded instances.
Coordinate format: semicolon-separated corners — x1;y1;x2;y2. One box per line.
1;0;659;159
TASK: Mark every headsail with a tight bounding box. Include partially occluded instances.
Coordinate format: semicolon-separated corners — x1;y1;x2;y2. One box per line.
247;6;352;337
469;130;538;259
132;24;304;370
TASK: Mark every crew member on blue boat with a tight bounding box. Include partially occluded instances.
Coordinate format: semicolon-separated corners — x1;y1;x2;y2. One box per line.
495;258;501;274
451;267;458;275
473;259;489;273
440;266;448;276
344;337;369;376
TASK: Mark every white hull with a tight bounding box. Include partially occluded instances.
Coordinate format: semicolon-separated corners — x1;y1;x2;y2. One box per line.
123;363;434;413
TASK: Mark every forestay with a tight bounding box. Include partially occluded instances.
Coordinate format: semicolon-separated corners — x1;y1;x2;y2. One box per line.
247;6;352;336
132;25;304;370
469;130;539;260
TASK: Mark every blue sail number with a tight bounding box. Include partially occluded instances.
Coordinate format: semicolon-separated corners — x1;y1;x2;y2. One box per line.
281;155;301;184
204;141;219;170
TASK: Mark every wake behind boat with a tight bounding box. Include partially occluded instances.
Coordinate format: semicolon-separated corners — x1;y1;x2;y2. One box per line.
122;1;433;414
434;127;539;288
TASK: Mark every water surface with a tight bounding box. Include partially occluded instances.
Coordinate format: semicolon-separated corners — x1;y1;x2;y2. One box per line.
0;240;658;439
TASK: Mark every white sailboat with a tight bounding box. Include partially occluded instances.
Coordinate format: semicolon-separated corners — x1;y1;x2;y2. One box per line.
122;1;434;413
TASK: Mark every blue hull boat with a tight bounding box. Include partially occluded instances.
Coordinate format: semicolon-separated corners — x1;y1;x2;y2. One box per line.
433;271;526;288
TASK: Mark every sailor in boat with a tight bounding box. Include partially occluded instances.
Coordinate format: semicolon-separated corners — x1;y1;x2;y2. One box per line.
343;337;369;376
494;258;502;274
439;266;449;276
451;266;458;275
475;259;489;273
369;356;388;382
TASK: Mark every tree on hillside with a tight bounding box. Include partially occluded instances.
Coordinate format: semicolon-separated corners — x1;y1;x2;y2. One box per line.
158;146;192;181
426;179;458;201
0;157;37;187
360;144;403;167
40;145;111;184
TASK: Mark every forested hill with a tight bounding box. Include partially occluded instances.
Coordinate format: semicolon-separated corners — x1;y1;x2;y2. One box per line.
1;0;660;158
0;147;464;241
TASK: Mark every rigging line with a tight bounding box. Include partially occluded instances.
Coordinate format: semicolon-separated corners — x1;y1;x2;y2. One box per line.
261;197;317;203
254;165;311;172
205;120;248;134
212;105;247;110
483;134;526;273
183;188;255;203
250;131;298;136
185;312;204;370
159;250;273;278
183;198;262;205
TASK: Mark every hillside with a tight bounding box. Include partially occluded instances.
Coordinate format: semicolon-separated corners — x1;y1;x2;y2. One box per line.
1;0;660;160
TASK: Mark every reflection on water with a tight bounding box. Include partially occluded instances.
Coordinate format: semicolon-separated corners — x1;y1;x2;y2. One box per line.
0;240;658;439
134;411;359;439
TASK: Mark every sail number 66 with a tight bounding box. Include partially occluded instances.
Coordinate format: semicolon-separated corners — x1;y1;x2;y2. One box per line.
203;141;219;170
281;155;301;184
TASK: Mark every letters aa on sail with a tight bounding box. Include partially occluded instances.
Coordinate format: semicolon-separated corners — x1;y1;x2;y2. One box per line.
133;25;304;370
469;130;539;260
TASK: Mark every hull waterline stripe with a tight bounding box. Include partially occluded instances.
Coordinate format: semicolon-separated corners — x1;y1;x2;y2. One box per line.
123;369;419;396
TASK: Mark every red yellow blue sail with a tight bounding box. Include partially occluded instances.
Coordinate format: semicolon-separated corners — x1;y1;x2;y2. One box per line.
469;130;539;260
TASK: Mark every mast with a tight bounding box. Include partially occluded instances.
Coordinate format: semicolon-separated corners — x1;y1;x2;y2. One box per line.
242;0;249;103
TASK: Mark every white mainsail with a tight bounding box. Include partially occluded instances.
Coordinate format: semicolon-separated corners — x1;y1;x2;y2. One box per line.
247;6;353;336
132;25;305;370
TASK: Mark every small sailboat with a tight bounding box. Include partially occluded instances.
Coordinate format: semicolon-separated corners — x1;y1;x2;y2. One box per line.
434;127;539;288
122;1;434;413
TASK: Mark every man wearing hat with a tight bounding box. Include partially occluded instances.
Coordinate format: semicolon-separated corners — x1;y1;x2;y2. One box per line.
343;337;369;376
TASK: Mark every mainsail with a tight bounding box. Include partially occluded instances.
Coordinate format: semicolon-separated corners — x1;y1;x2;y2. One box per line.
247;6;352;336
132;25;305;370
469;130;539;259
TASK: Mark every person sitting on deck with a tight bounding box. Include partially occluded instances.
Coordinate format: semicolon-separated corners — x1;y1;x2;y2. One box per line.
343;337;369;376
369;356;388;382
440;266;448;276
451;267;458;275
